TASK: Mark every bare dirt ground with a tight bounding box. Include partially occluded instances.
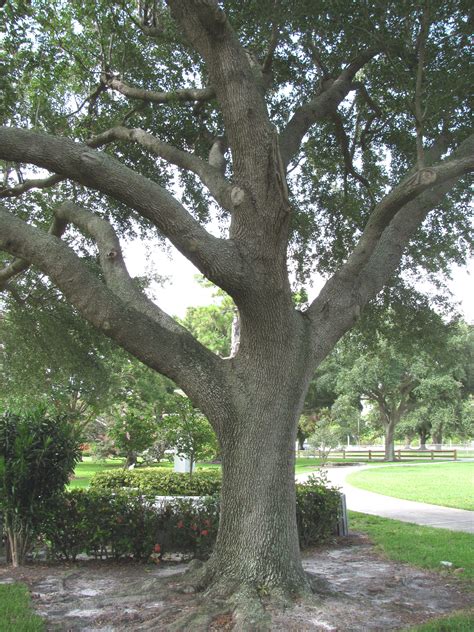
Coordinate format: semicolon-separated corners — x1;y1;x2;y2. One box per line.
0;534;472;631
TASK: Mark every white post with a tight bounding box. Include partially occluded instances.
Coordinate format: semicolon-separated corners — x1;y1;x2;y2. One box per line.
174;453;191;473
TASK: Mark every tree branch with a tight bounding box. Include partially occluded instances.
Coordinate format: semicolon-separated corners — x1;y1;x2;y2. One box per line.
103;75;216;104
306;133;474;365
90;125;234;212
0;215;67;291
330;111;371;191
338;147;474;282
0;174;64;199
0;203;229;418
279;48;380;168
0;126;247;293
166;0;275;182
54;201;186;335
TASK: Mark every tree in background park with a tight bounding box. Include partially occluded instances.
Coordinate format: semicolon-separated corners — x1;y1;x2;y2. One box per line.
159;393;218;474
180;278;234;357
0;0;472;612
333;305;472;460
93;354;175;466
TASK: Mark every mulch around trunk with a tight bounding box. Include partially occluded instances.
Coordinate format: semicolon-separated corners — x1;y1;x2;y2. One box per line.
0;534;472;631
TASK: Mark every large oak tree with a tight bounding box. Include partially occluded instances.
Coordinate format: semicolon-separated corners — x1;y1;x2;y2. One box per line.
0;0;472;614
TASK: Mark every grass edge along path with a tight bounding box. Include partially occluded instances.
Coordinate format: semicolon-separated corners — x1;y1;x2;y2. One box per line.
0;583;45;632
349;511;474;584
347;462;474;510
350;511;474;630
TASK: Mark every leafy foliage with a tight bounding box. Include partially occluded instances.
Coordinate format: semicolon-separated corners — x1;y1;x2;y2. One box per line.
159;395;218;472
0;408;82;565
42;475;340;561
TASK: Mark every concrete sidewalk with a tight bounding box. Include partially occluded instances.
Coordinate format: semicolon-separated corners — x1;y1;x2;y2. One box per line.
296;464;474;534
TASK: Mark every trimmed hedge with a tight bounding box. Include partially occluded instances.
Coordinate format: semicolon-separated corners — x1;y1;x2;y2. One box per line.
41;470;341;562
43;489;219;562
90;468;222;496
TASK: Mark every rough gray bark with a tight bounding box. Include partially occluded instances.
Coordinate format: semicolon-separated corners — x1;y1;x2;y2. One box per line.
0;0;473;601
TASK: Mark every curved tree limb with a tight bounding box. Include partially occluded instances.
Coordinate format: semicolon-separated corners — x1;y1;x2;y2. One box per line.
0;126;247;294
166;0;274;182
0;203;230;421
0;215;67;291
306;133;474;365
0;174;65;199
338;138;474;281
54;201;186;336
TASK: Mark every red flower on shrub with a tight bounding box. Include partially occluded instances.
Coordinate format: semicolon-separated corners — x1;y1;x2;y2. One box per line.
200;529;209;537
177;520;184;529
154;543;161;553
190;523;198;531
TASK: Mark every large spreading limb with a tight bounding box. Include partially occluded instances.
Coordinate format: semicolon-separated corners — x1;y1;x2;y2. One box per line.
279;48;380;168
338;148;474;280
0;204;230;425
0;126;247;294
90;126;234;211
307;133;474;364
166;0;274;183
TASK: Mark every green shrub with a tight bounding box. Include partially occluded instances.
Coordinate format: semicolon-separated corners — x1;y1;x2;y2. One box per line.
43;488;219;562
42;470;340;562
0;408;82;566
90;468;222;496
296;472;342;548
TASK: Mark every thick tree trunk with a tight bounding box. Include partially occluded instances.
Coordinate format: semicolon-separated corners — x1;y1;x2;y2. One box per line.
191;309;314;597
203;407;309;595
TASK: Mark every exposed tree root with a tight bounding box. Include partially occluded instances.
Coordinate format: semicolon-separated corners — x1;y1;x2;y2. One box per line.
158;560;325;630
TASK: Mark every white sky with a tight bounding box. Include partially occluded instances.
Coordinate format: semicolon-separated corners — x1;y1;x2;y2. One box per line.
124;240;474;323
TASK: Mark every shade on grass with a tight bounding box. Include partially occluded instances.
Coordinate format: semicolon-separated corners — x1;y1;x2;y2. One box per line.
407;610;474;631
0;583;44;632
347;462;474;510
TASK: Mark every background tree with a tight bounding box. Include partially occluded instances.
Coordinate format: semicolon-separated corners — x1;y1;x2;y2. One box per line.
0;0;472;616
159;394;218;474
92;354;174;465
180;279;234;357
307;408;346;464
334;308;468;459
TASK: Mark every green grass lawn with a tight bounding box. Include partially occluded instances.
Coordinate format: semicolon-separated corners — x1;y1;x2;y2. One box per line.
0;584;45;632
349;511;474;584
347;462;474;510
